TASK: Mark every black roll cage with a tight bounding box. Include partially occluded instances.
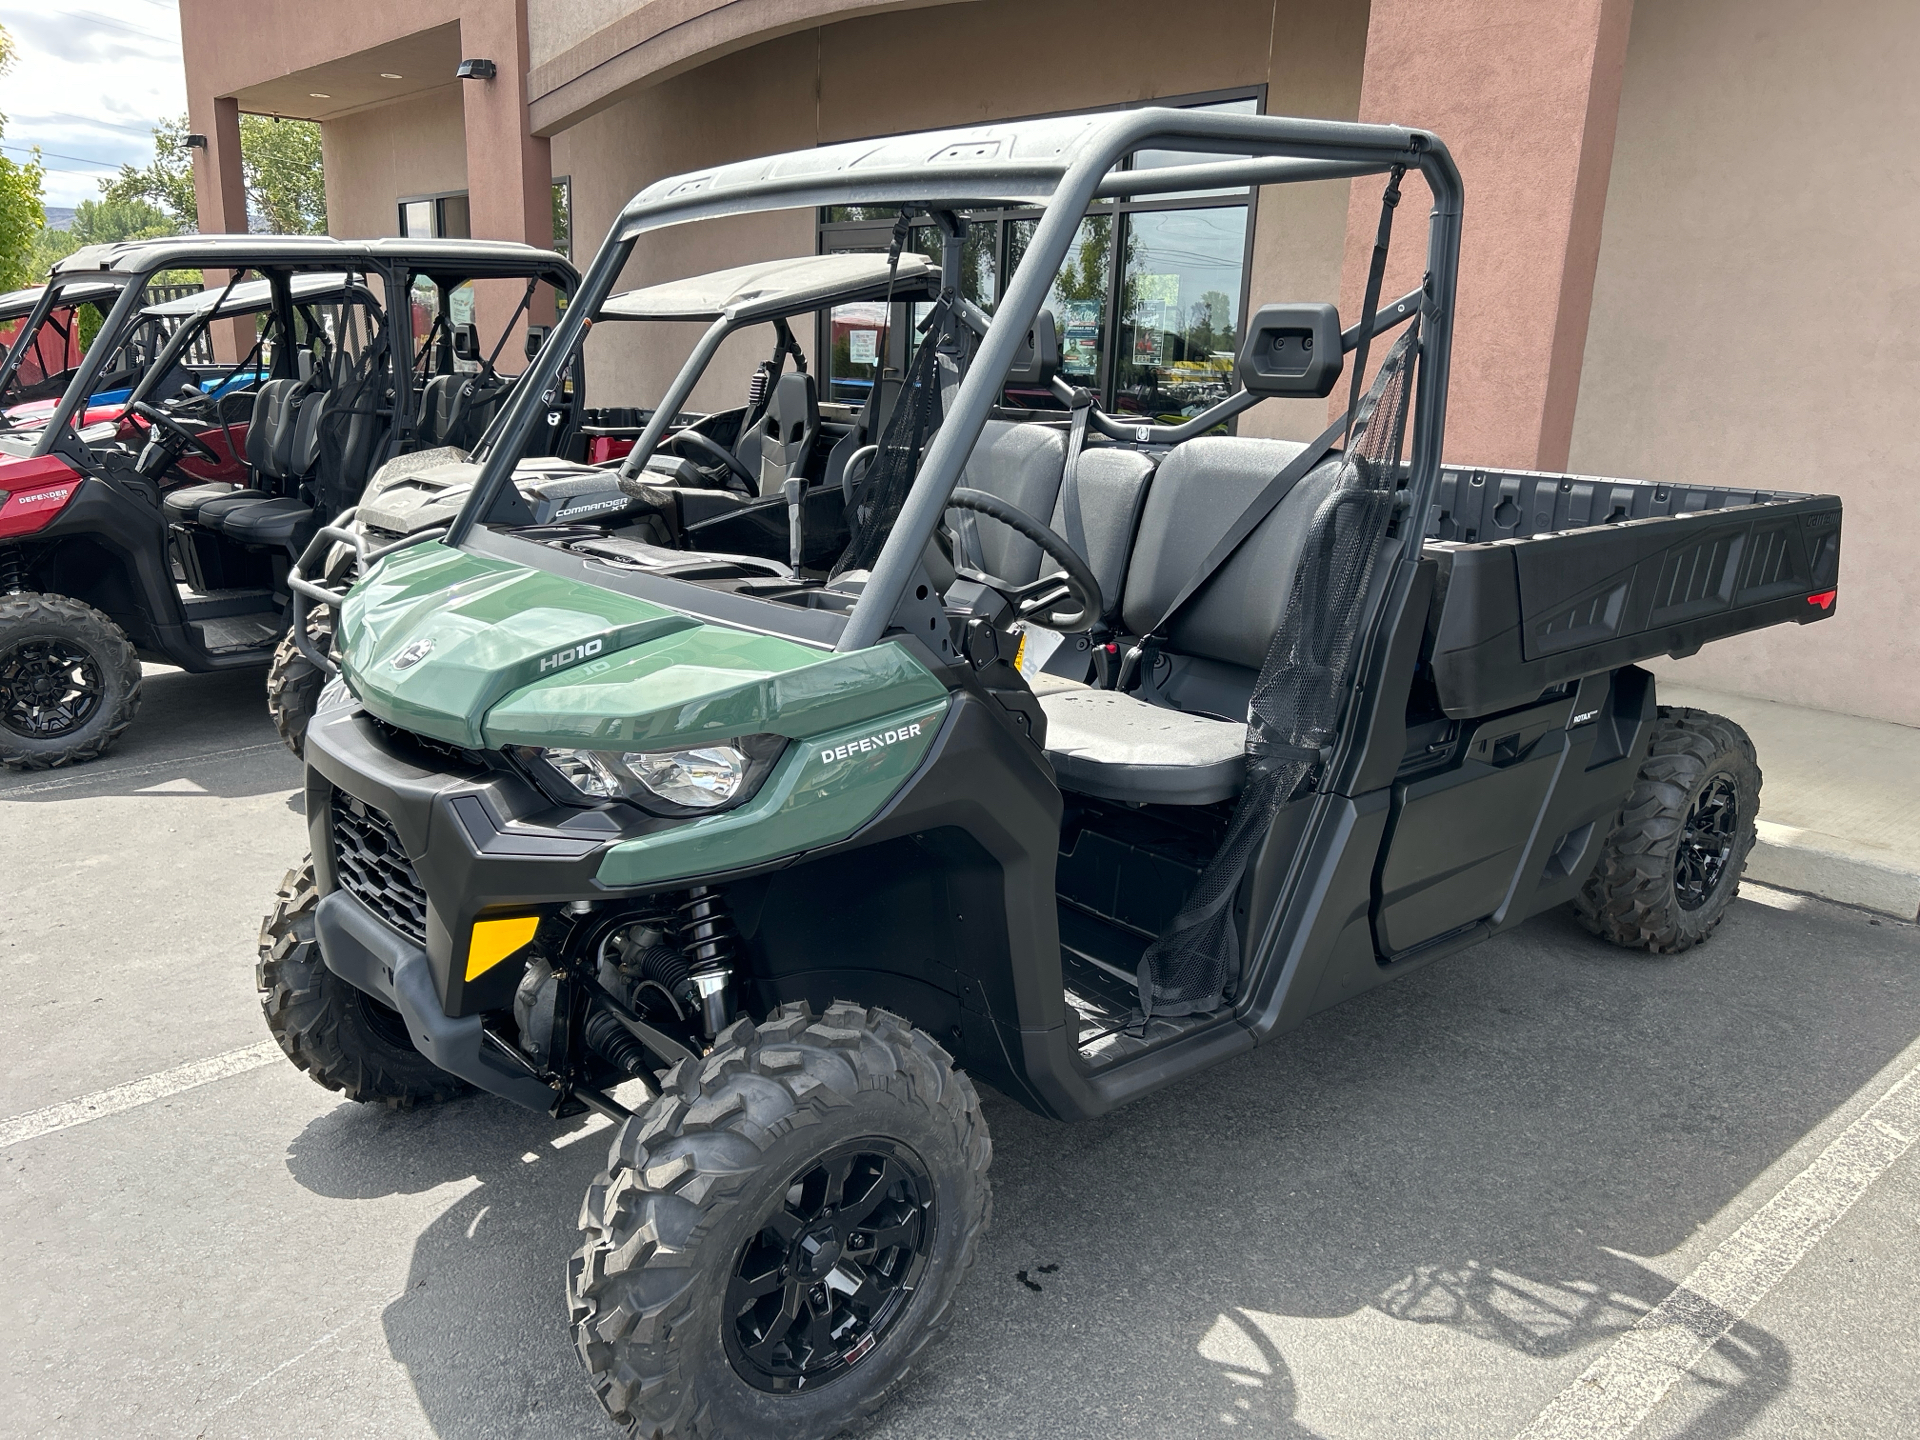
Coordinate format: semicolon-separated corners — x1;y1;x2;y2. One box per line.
450;108;1461;655
7;240;579;466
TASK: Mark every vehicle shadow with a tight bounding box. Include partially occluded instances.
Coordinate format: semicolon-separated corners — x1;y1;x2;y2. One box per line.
0;663;297;803
282;891;1917;1440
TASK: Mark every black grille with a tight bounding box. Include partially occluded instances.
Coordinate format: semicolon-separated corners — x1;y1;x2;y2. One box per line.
330;788;430;946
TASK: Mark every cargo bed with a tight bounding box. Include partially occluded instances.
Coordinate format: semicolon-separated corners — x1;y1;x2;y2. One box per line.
1420;465;1841;716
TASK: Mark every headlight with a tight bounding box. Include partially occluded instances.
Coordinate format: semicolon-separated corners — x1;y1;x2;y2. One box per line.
531;737;782;815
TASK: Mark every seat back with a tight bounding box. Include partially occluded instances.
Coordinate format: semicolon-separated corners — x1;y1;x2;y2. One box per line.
1046;447;1154;620
417;373;462;448
755;371;819;496
952;420;1067;582
953;421;1155;624
286;387;329;478
1119;436;1345;710
244;378;300;480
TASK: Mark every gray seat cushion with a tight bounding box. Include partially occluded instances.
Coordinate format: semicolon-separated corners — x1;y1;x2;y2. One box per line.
1039;684;1246;805
164;483;258;526
216;496;312;547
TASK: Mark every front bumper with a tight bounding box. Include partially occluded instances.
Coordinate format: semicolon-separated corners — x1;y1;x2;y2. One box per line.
314;887;555;1111
304;702;663;1020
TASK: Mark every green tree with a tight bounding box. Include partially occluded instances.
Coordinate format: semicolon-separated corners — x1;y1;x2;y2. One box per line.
0;24;48;291
100;114;197;228
28;194;175;277
103;112;326;235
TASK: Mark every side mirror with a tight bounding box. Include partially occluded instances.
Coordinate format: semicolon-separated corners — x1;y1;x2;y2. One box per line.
450;322;480;363
1236;302;1343;399
1004;309;1060;387
524;324;550;362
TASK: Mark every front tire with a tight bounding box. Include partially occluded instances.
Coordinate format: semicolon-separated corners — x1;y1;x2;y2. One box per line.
265;603;336;760
0;591;142;770
256;858;469;1107
1576;706;1761;953
570;1002;992;1440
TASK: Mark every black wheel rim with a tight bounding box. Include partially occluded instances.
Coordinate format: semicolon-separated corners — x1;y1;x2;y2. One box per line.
722;1137;935;1393
0;637;105;739
1675;772;1739;912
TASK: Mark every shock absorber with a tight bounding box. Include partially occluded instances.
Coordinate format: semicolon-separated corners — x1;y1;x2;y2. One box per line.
0;547;25;595
678;886;736;1038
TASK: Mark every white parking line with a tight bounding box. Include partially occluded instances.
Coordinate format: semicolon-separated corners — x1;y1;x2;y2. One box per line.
1515;1056;1920;1440
0;741;287;798
0;1042;282;1149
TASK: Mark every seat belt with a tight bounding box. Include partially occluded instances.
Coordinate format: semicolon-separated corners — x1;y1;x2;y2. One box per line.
1112;164;1405;693
1057;389;1094;564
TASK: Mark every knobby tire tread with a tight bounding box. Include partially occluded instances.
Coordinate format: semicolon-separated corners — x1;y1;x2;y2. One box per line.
0;592;143;770
1575;706;1760;953
255;857;469;1107
570;1001;992;1440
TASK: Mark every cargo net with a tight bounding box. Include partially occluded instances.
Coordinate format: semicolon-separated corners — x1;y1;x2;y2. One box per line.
1137;320;1420;1019
833;297;956;577
313;317;391;521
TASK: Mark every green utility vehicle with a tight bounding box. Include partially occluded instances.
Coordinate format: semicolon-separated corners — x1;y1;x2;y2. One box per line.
265;249;944;755
261;110;1840;1439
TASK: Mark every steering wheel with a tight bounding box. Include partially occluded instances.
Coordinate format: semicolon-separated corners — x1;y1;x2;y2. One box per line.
946;487;1102;632
659;428;757;493
129;400;219;464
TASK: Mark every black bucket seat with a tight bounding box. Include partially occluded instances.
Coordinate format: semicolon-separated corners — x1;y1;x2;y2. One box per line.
1035;436;1346;806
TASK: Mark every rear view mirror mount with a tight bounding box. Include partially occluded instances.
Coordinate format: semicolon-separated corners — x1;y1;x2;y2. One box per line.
1236;302;1343;399
1004;309;1060;387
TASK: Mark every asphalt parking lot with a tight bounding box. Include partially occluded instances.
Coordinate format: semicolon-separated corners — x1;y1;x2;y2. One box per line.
4;667;1917;1440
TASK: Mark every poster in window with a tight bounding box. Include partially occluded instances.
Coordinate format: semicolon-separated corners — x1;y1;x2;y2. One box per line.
1061;299;1101;371
848;329;879;366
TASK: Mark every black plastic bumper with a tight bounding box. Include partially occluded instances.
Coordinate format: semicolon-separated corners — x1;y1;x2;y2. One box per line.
304;702;671;1018
315;887;556;1111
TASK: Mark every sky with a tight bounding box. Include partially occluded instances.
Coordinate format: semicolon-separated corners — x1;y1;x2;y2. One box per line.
0;0;186;209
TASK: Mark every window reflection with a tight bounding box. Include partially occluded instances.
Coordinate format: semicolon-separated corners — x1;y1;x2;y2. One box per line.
1004;214;1112;408
1112;206;1248;418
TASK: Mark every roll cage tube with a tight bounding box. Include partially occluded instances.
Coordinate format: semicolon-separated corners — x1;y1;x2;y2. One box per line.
0;281;76;401
616;312;732;481
32;276;153;456
447;111;1462;626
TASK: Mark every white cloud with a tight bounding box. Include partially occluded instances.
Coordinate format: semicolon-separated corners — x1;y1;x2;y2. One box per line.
0;1;186;208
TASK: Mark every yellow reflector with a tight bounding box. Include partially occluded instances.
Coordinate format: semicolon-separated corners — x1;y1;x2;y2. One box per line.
466;915;541;981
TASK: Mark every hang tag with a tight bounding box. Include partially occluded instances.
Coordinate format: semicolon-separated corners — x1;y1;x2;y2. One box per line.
1011;622;1066;680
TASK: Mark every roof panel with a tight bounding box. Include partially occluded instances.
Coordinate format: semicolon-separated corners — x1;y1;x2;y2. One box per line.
598;253;940;323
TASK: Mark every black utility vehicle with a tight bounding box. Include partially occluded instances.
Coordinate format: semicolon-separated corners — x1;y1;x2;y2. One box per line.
0;236;574;768
263;111;1839;1439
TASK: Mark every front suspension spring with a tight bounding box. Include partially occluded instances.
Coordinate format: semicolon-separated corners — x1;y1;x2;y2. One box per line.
677;886;735;970
0;547;25;595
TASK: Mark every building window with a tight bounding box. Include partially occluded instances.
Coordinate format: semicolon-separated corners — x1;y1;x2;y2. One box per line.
817;91;1261;422
551;177;573;259
398;190;472;239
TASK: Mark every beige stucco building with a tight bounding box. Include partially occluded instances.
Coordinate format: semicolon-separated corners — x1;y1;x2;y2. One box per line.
179;0;1918;725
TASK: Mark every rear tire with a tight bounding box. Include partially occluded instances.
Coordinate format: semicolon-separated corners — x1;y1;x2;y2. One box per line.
266;604;336;760
570;1001;992;1440
1576;706;1760;953
256;857;469;1107
0;591;142;770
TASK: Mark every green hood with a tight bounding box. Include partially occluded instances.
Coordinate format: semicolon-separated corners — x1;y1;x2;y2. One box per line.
338;541;948;753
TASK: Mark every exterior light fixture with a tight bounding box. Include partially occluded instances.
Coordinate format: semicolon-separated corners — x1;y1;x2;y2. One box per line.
185;134;208;149
455;58;497;81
